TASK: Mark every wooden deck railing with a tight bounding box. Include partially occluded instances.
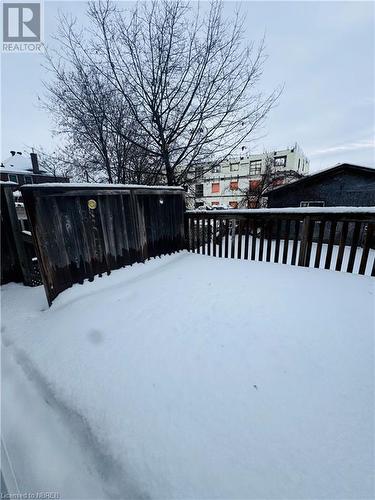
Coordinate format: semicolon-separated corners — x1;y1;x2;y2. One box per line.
185;208;375;276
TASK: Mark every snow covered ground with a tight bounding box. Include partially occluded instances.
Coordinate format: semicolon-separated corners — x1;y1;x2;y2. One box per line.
1;252;374;499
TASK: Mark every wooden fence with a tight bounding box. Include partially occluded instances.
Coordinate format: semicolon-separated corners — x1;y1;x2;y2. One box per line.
185;208;375;276
21;184;185;304
1;183;42;286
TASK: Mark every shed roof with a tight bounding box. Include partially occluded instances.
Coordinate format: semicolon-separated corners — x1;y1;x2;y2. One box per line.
267;163;375;195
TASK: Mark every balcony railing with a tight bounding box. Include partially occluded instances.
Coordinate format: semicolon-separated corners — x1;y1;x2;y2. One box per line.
185;208;375;276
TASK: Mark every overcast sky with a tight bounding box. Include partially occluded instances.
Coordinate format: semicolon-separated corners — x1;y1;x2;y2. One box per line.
1;0;374;172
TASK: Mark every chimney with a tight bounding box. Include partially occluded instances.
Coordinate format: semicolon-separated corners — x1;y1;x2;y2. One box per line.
10;150;15;156
30;152;40;174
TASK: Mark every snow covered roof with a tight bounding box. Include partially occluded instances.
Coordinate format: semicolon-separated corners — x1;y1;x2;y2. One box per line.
1;152;46;174
1;153;33;173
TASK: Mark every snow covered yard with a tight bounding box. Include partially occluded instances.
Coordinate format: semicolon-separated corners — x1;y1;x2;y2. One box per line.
1;252;374;499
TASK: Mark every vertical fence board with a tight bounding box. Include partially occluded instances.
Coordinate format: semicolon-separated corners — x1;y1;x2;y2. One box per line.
197;217;201;254
213;217;217;257
346;221;361;273
251;220;257;261
325;220;337;270
258;221;265;261
224;219;229;258
230;219;236;259
244;220;250;260
201;218;206;255
207;218;211;256
282;220;291;264
359;223;374;275
218;219;223;258
314;220;326;268
304;220;315;268
298;216;313;267
291;220;300;266
266;220;273;262
335;221;349;271
237;220;243;259
274;220;281;263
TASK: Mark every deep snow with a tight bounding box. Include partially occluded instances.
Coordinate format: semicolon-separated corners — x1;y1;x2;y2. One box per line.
1;252;374;499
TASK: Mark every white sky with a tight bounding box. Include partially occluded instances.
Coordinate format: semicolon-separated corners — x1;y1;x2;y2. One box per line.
1;0;374;172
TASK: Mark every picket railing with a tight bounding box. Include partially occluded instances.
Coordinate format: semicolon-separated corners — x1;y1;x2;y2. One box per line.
185;208;375;276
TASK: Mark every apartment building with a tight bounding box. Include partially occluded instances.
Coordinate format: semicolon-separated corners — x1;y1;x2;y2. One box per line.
192;144;309;208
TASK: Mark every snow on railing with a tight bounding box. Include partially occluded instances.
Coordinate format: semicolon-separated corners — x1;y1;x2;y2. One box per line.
185;208;375;276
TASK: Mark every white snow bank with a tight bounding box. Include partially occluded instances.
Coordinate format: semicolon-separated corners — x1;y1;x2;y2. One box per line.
1;253;374;498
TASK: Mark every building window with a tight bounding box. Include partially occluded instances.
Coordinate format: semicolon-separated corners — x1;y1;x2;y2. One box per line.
229;201;238;208
300;201;325;207
24;176;33;184
9;174;17;183
274;156;286;168
195;166;204;179
230;163;239;172
250;160;261;175
230;180;239;191
249;180;261;190
212;182;220;193
211;201;219;206
195;184;203;197
1;173;9;181
212;165;221;173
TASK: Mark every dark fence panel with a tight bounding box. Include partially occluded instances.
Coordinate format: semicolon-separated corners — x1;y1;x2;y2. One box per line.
185;209;375;277
1;183;41;286
21;184;185;304
1;184;24;284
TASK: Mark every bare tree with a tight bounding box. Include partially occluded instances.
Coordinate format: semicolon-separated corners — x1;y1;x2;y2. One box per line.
86;0;281;185
42;14;161;184
238;153;303;208
43;1;281;186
